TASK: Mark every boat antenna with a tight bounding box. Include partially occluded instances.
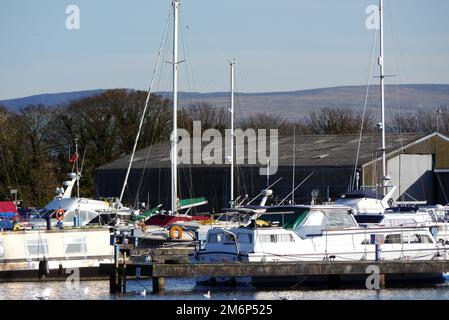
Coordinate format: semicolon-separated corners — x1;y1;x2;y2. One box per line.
229;58;236;208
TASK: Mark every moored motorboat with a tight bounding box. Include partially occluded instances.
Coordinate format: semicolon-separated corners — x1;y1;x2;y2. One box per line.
191;204;445;286
0;226;113;281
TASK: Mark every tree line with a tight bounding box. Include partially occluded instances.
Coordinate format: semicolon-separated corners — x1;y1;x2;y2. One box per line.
0;89;447;207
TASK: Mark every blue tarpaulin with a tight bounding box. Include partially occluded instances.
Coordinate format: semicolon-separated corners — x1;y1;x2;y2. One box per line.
0;212;16;218
0;220;13;230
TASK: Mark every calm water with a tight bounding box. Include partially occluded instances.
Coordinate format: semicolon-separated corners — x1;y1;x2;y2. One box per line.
2;278;449;300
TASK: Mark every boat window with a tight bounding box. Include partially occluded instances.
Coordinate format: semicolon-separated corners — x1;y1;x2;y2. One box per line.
324;210;357;228
208;232;235;244
405;234;421;244
384;234;402;244
63;237;87;254
403;234;434;244
382;219;416;227
224;233;236;244
258;234;274;243
421;235;434;244
25;239;49;256
302;211;324;226
237;233;253;244
258;234;294;243
277;234;295;242
208;233;223;243
217;214;252;224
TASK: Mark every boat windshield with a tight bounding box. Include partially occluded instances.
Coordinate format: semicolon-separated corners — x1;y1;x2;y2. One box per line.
257;207;309;230
216;213;252;224
323;210;358;228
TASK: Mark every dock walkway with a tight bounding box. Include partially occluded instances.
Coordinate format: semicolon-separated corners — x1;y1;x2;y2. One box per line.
99;260;449;293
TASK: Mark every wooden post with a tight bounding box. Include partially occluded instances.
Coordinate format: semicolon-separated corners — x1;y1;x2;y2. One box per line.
379;273;386;289
122;251;127;293
110;245;122;293
152;277;165;293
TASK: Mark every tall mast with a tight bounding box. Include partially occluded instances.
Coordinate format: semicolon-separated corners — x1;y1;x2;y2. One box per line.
229;59;235;207
75;138;80;199
378;0;387;187
291;124;296;203
171;0;180;214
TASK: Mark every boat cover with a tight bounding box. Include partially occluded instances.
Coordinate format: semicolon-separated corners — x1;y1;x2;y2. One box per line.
0;201;17;218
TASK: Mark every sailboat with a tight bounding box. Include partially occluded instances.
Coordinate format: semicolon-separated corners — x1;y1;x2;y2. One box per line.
334;0;397;224
117;0;214;247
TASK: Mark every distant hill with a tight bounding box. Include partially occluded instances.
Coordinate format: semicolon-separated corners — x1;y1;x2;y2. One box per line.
0;89;107;111
1;84;449;119
166;84;449;120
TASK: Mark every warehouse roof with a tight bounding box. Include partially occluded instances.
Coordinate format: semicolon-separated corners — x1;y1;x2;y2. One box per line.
97;132;447;170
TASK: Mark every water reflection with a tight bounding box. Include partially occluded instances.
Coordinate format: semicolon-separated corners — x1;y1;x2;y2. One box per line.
1;279;449;300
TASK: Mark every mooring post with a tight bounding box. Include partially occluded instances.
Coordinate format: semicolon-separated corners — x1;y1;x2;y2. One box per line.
379;273;386;289
109;274;115;293
111;243;121;293
122;251;127;293
152;277;165;294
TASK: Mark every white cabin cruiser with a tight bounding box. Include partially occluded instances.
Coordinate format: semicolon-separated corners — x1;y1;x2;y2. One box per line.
378;205;449;244
0;227;114;280
192;205;445;285
194;205;441;263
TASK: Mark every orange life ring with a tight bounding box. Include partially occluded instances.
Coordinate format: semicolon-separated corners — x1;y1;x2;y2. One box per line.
55;208;65;221
169;225;183;240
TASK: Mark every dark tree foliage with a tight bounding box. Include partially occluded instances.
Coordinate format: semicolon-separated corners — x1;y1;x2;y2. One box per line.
0;90;171;206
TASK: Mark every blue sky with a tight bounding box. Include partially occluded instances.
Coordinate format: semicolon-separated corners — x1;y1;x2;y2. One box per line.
1;0;448;99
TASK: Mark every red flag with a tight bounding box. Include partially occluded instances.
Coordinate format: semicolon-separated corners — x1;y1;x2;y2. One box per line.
69;153;78;163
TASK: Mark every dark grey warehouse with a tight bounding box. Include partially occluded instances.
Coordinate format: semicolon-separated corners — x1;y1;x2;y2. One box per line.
94;132;449;212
